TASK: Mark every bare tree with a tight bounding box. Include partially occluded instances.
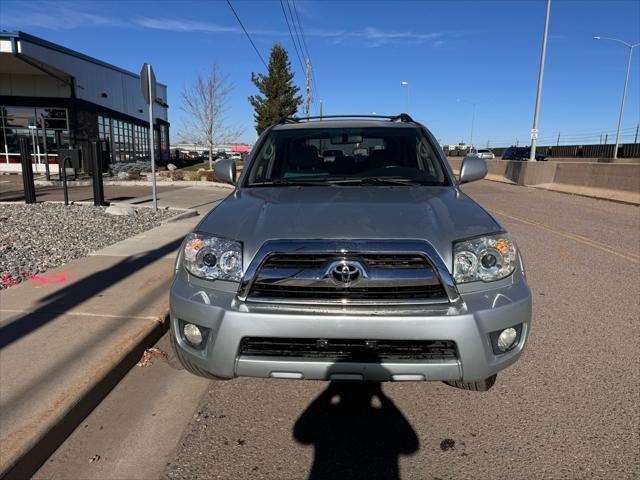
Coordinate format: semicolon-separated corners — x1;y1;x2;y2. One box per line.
179;64;242;169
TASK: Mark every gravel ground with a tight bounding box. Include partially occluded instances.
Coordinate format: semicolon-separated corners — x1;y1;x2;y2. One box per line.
0;203;176;289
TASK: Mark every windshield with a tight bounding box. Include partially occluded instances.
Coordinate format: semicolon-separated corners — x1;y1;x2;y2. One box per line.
244;127;450;186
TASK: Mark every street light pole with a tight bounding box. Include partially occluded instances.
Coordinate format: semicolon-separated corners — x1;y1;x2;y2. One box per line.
593;36;639;159
529;0;551;162
457;99;477;151
401;81;409;112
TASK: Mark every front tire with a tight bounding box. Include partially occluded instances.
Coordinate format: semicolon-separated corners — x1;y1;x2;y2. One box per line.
444;374;497;391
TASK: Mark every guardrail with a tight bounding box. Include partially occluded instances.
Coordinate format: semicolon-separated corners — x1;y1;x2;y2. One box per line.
444;143;640;159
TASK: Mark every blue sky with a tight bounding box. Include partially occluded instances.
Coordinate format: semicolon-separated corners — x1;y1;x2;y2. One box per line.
1;0;639;146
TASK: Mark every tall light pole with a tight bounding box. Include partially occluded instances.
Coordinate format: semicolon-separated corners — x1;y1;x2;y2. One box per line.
529;0;551;162
457;98;477;151
401;81;410;113
593;36;639;159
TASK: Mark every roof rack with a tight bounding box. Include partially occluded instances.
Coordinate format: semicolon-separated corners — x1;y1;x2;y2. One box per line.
278;113;415;124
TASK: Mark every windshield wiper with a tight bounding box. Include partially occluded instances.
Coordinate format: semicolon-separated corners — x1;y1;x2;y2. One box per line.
248;178;328;187
325;177;432;186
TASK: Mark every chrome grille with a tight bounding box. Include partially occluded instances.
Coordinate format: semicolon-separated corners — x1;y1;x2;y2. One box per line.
242;242;455;305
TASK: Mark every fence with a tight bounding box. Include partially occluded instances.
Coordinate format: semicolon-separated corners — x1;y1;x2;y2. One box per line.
447;143;640;159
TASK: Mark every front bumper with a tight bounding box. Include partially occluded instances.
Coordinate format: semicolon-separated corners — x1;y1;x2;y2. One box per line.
170;269;532;382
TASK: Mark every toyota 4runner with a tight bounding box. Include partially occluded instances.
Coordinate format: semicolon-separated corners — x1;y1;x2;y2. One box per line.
169;114;532;391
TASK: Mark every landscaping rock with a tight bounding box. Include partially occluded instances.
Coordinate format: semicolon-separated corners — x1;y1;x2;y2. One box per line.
105;204;136;216
0;203;175;289
167;163;177;171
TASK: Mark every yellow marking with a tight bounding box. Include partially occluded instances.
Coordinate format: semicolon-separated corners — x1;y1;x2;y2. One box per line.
490;208;640;264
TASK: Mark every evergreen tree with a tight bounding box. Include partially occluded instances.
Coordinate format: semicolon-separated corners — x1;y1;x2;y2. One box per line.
249;43;303;135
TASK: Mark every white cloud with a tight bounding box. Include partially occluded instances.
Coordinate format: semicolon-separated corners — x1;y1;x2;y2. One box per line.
135;18;241;34
0;1;454;49
0;3;122;30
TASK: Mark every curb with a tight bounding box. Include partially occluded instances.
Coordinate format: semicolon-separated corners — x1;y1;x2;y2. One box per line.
161;209;199;223
3;314;169;479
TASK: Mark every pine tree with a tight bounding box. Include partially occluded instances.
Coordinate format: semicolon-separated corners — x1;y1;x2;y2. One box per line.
249;43;303;135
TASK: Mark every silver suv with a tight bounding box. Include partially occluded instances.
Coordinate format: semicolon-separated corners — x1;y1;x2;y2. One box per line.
170;114;531;391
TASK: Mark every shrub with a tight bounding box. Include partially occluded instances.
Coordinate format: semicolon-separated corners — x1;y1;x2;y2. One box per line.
188;171;201;181
170;171;185;181
205;171;216;182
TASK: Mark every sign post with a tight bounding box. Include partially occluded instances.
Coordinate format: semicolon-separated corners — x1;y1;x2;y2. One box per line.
141;63;158;210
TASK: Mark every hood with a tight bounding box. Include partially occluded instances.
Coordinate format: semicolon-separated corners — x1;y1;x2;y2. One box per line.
198;186;501;273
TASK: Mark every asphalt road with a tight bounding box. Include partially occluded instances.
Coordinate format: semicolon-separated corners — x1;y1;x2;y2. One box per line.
37;180;639;480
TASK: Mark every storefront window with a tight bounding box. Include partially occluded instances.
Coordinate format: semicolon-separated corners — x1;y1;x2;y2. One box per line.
0;106;69;163
98;115;152;163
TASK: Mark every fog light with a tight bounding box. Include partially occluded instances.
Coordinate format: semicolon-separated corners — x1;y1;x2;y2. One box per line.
183;323;203;346
497;327;518;352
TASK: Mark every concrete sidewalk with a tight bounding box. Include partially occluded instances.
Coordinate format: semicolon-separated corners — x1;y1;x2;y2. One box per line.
120;184;232;211
0;207;211;477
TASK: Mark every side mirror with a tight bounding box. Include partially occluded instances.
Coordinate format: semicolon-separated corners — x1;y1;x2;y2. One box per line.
459;155;487;184
214;158;237;185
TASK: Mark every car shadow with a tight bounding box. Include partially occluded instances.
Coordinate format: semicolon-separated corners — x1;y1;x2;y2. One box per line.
293;357;419;480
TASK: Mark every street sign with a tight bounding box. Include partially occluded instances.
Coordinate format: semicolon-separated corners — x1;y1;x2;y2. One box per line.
140;63;157;105
530;128;539;140
140;63;158;210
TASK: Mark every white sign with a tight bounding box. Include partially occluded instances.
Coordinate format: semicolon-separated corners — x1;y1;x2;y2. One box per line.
530;128;538;140
140;63;157;106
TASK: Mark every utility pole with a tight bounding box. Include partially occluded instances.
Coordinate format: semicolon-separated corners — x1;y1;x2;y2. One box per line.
635;123;639;144
529;0;551;161
604;133;608;144
600;134;603;144
401;81;410;112
592;37;639;158
516;138;519;147
319;100;323;119
556;132;561;146
305;57;311;116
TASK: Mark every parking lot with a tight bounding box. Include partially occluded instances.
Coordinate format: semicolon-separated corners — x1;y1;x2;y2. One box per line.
36;180;639;480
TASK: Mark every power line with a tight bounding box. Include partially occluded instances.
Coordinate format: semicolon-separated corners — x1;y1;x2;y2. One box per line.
286;0;305;56
291;0;319;108
226;0;268;69
291;0;311;59
278;0;306;74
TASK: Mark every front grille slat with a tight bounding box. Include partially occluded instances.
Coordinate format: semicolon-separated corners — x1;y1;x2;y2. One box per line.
263;253;430;270
240;337;458;361
249;284;447;300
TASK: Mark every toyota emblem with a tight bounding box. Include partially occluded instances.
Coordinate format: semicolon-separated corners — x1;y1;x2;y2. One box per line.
328;260;365;286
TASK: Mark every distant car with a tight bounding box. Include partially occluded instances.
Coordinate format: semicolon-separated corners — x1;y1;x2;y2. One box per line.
468;149;495;160
502;147;548;161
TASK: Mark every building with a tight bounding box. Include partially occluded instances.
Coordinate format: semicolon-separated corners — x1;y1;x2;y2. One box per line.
174;143;252;155
0;31;170;171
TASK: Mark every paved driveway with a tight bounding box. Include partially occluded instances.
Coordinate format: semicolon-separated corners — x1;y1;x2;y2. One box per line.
164;181;639;480
35;180;640;480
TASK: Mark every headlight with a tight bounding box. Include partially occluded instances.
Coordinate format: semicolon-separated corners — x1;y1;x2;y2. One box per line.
182;233;242;281
453;233;517;283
